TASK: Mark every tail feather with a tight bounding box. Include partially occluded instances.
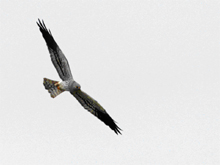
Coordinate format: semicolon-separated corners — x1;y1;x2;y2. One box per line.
43;78;64;98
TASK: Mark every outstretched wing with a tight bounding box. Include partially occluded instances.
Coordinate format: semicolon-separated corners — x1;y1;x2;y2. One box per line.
71;90;122;134
37;19;73;81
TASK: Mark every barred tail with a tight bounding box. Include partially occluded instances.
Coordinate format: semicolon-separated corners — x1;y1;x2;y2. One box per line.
43;78;64;98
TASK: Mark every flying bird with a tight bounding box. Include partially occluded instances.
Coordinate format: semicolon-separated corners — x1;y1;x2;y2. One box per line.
37;19;121;134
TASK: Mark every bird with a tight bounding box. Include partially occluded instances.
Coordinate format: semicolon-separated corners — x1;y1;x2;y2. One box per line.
37;19;121;134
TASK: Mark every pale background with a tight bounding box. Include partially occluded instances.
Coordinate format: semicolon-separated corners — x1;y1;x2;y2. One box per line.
0;1;219;164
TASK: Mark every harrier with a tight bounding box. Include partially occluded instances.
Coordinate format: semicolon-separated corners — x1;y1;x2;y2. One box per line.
37;19;121;134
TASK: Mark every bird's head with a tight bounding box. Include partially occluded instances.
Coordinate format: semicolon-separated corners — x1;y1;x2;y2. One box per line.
69;81;81;92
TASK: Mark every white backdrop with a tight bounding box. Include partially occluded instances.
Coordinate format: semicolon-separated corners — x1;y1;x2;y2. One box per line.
0;1;219;164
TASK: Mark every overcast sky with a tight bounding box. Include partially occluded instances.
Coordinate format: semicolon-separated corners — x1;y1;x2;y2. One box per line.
0;1;219;164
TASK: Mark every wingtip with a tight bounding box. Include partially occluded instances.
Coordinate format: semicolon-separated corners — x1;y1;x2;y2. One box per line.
37;19;52;35
36;18;42;26
111;120;122;135
36;19;40;26
114;126;122;135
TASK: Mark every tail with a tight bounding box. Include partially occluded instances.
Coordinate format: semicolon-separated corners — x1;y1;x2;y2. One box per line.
43;78;64;98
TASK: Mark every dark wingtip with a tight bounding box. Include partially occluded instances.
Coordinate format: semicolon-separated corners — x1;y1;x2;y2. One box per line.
104;114;122;135
36;18;57;49
36;18;42;27
36;19;52;35
114;124;122;135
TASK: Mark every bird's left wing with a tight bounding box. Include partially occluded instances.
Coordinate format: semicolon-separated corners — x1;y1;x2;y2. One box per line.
71;90;122;134
37;19;73;81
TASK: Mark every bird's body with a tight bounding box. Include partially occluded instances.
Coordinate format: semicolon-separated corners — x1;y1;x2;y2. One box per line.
37;19;121;134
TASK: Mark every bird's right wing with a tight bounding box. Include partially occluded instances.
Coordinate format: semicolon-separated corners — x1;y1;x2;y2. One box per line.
37;19;73;81
71;90;122;134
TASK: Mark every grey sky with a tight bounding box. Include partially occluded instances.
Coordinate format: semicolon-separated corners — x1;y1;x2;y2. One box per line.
0;1;219;164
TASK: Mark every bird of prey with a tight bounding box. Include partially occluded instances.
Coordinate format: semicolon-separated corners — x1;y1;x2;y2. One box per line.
37;19;121;134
